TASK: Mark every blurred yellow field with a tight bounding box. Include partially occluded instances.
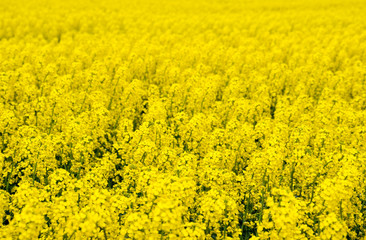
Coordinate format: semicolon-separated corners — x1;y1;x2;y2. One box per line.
0;0;366;239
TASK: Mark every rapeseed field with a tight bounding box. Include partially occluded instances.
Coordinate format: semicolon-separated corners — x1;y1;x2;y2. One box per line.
0;0;366;239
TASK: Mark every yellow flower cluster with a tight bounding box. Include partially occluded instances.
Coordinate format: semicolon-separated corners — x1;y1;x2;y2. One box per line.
1;0;366;239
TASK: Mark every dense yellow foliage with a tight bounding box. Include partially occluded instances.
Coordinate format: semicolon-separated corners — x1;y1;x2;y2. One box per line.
1;0;366;239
